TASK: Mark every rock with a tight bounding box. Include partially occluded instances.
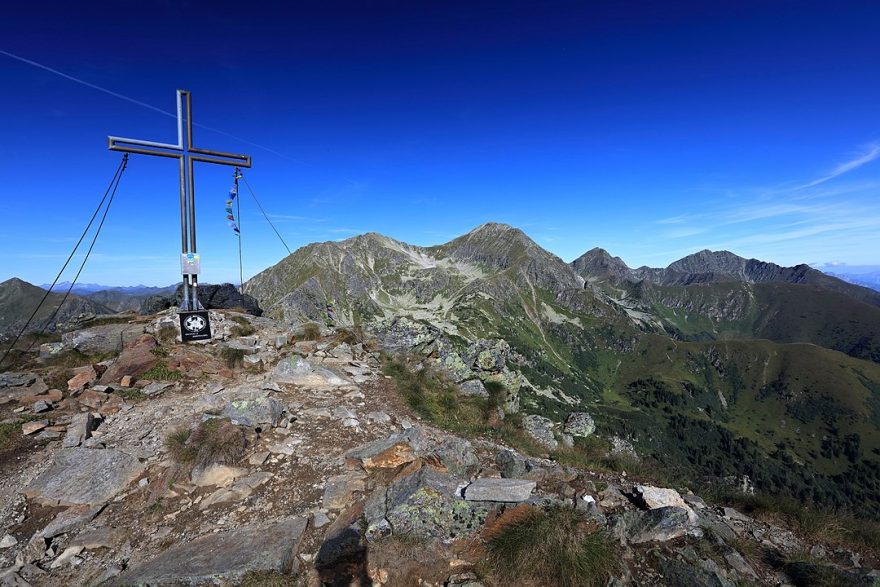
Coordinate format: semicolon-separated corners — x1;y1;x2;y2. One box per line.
522;414;557;449
21;420;48;435
67;369;96;393
459;379;489;397
61;324;145;355
98;335;159;386
332;406;357;420
494;449;565;481
272;356;349;386
0;535;17;548
275;335;288;349
142;382;173;396
635;485;698;523
657;558;733;587
69;527;122;550
78;389;109;409
724;550;757;579
0;372;37;388
248;451;270;465
623;506;694;544
191;464;246;487
31;400;51;413
379;465;489;541
199;472;273;509
365;411;391;424
62;412;95;448
722;507;751;522
41;505;104;539
563;412;595;437
113;517;306;585
342;417;360;428
313;512;331;529
23;448;144;506
223;396;283;427
49;545;84;569
119;375;133;388
346;437;417;471
173;283;262;316
463;478;536;502
323;471;368;510
683;493;707;509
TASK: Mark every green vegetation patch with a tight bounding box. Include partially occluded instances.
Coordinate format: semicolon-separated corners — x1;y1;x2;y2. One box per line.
485;506;617;587
141;362;183;381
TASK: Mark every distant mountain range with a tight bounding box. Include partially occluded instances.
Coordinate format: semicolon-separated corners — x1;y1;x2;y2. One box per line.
0;278;114;340
244;222;880;516
822;270;880;292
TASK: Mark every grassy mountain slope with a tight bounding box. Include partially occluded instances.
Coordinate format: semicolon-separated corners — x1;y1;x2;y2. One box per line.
0;278;114;340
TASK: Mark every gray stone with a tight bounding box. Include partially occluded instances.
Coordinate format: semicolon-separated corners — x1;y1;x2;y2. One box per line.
113;517;306;585
459;379;489;397
312;511;331;528
0;535;17;548
323;471;367;510
624;506;693;544
635;485;698;523
563;412;595;437
61;323;146;355
41;505;104;539
365;411;391;424
463;478;536;502
724;550;757;579
275;335;288;349
23;448;143;506
522;414;557;449
272;355;348;386
62;412;95;448
0;373;36;389
380;465;489;541
223;396;283;427
332;406;357;420
31;401;51;414
722;507;751;522
141;382;173;396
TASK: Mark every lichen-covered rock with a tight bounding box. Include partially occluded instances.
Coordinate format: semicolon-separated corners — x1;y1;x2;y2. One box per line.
563;412;595;437
620;506;696;544
223;395;284;427
459;379;489;397
24;448;144;506
379;465;489;540
61;323;146;355
522;414;557;449
272;355;349;386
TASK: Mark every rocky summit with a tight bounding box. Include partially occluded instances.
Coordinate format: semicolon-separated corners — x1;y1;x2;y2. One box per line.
0;223;879;585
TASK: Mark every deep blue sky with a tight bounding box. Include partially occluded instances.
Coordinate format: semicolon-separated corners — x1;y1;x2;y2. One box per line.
2;0;879;286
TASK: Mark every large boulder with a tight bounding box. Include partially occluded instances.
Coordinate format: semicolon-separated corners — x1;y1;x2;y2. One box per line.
273;355;349;387
61;323;146;356
522;414;558;450
23;448;143;506
178;283;262;315
98;334;159;385
113;517;307;585
563;412;596;437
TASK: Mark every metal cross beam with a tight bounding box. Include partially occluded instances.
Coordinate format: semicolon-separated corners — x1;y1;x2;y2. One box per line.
108;89;252;312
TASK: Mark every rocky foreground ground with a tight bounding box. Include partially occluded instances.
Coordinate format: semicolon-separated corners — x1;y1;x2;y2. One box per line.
0;311;878;586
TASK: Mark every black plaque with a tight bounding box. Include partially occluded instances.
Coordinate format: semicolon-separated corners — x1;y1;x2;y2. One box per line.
179;310;212;342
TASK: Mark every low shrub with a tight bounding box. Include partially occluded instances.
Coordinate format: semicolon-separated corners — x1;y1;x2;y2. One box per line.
485;506;617;587
141;362;182;381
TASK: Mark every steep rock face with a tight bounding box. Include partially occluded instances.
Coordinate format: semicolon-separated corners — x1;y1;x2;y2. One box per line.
0;278;114;339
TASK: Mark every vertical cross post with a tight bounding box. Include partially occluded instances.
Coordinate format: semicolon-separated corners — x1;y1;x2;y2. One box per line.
107;90;252;338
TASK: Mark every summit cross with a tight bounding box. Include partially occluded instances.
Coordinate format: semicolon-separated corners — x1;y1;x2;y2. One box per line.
108;89;252;316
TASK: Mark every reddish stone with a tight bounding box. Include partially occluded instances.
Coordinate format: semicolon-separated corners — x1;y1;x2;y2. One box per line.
219;369;235;379
100;394;124;415
67;370;96;393
99;335;158;385
22;420;48;435
79;390;109;409
46;389;63;402
119;375;133;388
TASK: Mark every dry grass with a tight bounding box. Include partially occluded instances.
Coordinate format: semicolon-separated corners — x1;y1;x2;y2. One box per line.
165;418;247;468
302;322;321;341
156;325;178;344
229;315;257;337
220;347;246;369
484;506;617;587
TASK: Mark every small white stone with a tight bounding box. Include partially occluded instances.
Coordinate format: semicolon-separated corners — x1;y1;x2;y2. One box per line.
0;534;18;548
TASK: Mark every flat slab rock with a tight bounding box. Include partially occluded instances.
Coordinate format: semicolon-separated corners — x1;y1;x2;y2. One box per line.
464;478;536;502
23;448;144;506
112;516;307;586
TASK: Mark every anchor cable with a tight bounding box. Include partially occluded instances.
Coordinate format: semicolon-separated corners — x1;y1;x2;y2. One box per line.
0;155;129;368
240;174;292;255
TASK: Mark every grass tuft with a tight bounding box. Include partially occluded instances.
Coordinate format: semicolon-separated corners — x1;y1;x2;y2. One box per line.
219;346;247;369
485;506;617;587
302;322;321;341
165;418;247;468
229;315;257;337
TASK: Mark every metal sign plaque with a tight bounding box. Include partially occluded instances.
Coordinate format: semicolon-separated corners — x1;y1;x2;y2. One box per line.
181;253;201;275
179;310;212;342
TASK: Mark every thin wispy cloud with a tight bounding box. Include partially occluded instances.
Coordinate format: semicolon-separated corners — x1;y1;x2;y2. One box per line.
795;143;880;189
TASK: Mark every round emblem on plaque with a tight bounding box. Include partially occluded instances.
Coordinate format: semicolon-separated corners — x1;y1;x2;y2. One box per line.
183;314;206;333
